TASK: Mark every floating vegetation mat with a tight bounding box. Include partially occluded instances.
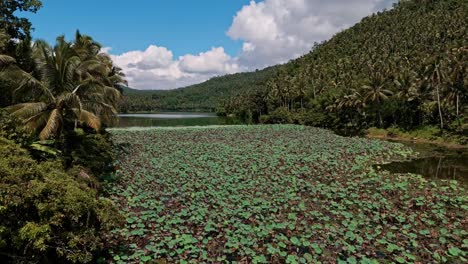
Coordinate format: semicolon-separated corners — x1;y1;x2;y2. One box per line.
108;125;467;263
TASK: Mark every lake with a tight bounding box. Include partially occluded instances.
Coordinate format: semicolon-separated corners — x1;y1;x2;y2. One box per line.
116;112;239;127
376;141;468;186
115;114;467;185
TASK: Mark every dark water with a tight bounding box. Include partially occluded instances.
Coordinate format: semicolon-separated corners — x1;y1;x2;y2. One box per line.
116;113;239;127
378;141;468;185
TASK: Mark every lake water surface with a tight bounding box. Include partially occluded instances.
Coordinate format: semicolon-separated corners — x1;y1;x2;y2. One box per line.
377;141;468;186
116;112;238;127
115;114;467;185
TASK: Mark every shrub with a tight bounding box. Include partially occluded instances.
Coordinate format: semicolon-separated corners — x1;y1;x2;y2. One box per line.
0;137;122;263
62;130;117;181
0;109;33;146
260;107;293;124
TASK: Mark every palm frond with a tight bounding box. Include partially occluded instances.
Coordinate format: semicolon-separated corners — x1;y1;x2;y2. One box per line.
39;109;62;140
0;55;16;68
23;111;50;133
57;92;82;110
8;102;48;119
13;72;54;102
78;109;101;130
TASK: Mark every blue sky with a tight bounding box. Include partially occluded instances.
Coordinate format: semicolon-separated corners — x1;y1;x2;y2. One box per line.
26;0;251;56
24;0;396;90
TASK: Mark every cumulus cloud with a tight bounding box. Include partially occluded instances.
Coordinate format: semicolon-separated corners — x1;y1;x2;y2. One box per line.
179;47;242;74
108;0;396;89
110;45;173;70
228;0;396;69
106;45;242;90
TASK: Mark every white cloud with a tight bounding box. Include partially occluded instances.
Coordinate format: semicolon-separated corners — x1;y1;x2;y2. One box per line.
228;0;396;69
108;45;241;90
179;47;242;74
100;47;112;54
110;45;173;70
108;0;396;89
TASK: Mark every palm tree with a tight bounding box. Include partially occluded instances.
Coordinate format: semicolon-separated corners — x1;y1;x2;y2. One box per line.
394;70;421;126
444;47;466;122
0;53;16;70
6;33;124;140
423;57;445;129
295;69;308;108
394;71;419;102
362;73;393;127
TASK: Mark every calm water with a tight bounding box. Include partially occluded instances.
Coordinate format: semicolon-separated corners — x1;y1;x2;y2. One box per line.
116;112;239;127
377;141;468;185
114;115;467;185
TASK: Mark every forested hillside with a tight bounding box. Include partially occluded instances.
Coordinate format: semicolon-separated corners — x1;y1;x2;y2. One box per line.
222;0;467;139
121;0;467;142
119;66;277;112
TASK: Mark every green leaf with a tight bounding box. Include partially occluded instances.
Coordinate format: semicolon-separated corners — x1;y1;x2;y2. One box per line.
448;247;461;257
311;243;322;254
140;255;152;262
291;237;300;246
395;256;406;263
347;256;357;264
253;255;267;263
286;255;299;264
303;253;313;262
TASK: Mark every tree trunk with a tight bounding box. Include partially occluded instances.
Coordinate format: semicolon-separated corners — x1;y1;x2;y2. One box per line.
377;98;383;128
456;94;460;126
436;86;443;129
378;110;383;128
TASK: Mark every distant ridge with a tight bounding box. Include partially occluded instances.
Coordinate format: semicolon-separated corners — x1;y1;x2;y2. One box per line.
121;0;467;134
119;66;277;112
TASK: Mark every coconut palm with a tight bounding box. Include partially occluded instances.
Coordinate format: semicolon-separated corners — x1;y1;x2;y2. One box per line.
394;70;419;102
6;33;124;140
444;47;467;121
362;73;393;127
423;57;445;129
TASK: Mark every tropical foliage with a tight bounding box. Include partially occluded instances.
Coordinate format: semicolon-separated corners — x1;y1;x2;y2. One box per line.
108;126;467;263
119;67;277;113
1;3;125;262
3;31;126;141
0;136;121;263
216;0;467;137
0;0;42;41
118;0;467;140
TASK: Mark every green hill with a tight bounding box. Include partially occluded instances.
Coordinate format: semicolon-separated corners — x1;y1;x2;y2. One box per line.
121;0;467;142
119;66;277;112
221;0;467;138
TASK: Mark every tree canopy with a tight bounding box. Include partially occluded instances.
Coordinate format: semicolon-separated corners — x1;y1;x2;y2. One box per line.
218;0;467;137
122;0;466;139
0;0;42;40
119;66;277;113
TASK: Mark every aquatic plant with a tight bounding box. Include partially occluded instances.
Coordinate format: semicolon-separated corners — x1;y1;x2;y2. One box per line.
108;125;467;263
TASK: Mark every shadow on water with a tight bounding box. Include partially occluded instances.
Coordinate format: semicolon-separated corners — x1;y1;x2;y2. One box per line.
115;112;241;128
378;140;468;185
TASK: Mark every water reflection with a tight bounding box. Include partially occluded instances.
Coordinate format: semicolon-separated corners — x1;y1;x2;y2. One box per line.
378;141;468;185
115;113;240;128
119;113;217;119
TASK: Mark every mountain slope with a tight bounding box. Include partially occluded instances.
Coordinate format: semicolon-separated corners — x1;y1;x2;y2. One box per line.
221;0;467;136
121;0;467;140
119;66;277;112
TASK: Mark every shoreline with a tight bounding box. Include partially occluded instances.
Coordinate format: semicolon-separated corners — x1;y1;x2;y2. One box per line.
367;134;468;150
